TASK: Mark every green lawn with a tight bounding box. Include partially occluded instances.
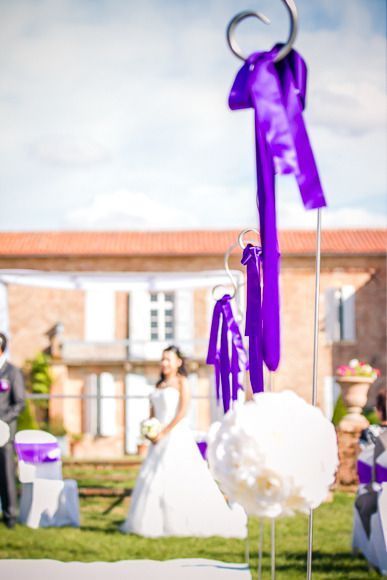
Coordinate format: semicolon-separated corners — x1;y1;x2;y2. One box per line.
0;463;381;579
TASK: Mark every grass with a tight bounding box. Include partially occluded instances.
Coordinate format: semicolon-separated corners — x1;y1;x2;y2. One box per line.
0;463;381;579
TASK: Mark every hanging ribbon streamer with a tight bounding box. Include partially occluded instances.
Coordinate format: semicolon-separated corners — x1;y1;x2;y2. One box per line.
207;294;248;413
241;244;264;393
229;45;327;372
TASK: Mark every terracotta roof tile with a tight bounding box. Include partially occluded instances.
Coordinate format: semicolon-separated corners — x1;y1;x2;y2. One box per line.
0;230;385;256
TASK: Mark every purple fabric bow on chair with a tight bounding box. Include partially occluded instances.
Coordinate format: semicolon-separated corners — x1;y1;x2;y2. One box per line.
207;294;248;413
229;45;327;372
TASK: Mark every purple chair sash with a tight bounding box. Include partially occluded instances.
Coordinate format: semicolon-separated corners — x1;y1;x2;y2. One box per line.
375;464;387;484
207;295;248;413
0;379;10;392
14;442;60;463
357;460;387;485
229;45;327;372
357;460;373;485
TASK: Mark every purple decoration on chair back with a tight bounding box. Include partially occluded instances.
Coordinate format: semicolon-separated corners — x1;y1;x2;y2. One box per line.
229;45;327;373
357;460;372;485
207;295;248;413
375;464;387;484
0;379;10;392
14;442;60;463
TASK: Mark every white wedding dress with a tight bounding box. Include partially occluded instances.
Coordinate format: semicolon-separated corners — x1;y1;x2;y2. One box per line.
120;386;247;538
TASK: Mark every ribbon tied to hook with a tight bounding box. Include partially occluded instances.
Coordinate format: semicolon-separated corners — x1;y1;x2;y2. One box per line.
229;45;326;373
206;294;248;413
229;44;326;209
240;244;265;393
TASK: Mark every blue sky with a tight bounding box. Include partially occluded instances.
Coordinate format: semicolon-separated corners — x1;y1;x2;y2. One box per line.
0;0;385;231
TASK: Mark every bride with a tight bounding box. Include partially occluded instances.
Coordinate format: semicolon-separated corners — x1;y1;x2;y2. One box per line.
120;345;247;538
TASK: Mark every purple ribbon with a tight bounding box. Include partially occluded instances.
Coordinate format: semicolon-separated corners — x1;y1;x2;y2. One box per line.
357;460;387;485
14;442;60;463
241;244;264;393
0;379;10;392
375;464;387;484
229;45;326;371
357;460;373;485
207;295;248;413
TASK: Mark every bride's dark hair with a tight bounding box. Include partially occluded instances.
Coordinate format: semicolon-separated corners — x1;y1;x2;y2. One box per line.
157;345;188;386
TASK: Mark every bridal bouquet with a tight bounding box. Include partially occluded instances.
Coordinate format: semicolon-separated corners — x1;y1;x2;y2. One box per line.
208;391;338;519
0;419;10;447
141;418;162;440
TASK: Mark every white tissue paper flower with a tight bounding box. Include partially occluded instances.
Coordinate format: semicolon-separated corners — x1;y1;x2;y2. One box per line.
207;391;338;519
0;419;10;447
141;417;162;439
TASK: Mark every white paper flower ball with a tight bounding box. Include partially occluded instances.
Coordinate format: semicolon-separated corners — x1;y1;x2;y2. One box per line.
0;419;10;447
207;391;338;519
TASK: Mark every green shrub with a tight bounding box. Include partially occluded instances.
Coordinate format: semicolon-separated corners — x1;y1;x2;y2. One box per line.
17;399;39;431
332;395;347;426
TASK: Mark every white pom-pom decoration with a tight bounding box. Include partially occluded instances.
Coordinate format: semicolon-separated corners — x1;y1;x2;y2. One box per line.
0;419;10;447
207;391;338;519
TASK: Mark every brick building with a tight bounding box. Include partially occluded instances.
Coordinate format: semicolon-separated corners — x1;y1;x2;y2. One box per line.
0;229;385;458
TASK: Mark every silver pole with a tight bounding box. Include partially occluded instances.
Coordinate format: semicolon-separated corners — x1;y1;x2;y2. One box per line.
258;520;264;580
306;208;322;580
271;519;276;580
245;523;250;566
268;372;276;580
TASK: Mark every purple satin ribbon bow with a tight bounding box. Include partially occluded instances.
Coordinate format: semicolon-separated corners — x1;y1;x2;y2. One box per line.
241;244;265;393
229;45;326;371
14;442;60;463
207;294;248;413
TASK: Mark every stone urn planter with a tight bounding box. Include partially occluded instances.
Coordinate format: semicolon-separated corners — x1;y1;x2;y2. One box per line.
336;375;375;431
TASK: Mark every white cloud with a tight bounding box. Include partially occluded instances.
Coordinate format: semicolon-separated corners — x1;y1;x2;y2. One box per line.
32;135;110;166
66;190;199;229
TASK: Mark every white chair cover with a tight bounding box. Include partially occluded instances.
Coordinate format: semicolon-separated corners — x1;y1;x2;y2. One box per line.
353;434;387;576
15;429;80;529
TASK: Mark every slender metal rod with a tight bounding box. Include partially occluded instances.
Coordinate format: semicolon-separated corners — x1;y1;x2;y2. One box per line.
245;517;250;566
306;208;322;580
271;519;276;580
267;371;276;579
258;519;264;580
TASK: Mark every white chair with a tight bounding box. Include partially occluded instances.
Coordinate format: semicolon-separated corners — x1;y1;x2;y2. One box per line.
15;429;80;529
352;434;387;575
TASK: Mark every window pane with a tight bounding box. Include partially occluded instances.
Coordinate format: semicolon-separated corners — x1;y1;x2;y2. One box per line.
151;321;158;329
165;321;173;328
165;309;173;317
150;309;158;317
150;293;158;302
165;332;174;340
151;332;158;341
164;293;174;303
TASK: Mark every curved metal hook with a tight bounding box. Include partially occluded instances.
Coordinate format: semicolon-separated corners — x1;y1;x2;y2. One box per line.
211;283;236;301
211;241;239;301
226;0;298;63
238;228;260;249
